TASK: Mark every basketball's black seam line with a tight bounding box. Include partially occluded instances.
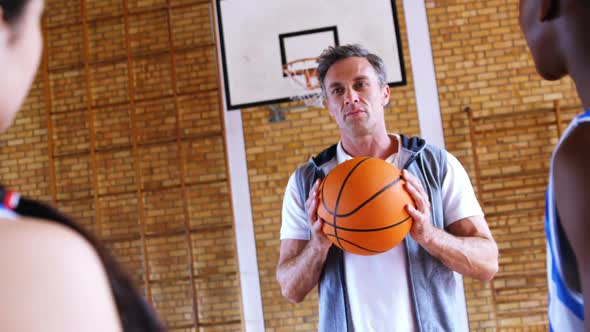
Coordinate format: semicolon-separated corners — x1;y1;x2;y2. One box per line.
322;176;403;217
322;215;411;232
320;169;340;248
320;157;371;215
324;234;386;253
331;157;371;250
321;157;371;216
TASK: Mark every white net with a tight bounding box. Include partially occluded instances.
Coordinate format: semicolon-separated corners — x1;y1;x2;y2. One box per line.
283;58;324;108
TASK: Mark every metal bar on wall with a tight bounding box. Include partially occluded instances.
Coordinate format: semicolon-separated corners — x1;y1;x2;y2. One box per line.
164;1;201;328
554;100;563;138
465;107;483;207
121;0;153;302
79;0;102;237
41;16;58;204
464;105;500;330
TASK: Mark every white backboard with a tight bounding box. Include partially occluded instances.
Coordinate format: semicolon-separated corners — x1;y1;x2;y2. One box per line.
215;0;406;110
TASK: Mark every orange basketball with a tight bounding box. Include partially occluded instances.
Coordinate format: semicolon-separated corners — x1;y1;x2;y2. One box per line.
317;157;415;255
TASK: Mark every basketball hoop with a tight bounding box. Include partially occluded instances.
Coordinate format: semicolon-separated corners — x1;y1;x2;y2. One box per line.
283;58;324;108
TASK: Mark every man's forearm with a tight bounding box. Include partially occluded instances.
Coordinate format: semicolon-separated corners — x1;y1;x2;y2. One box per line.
276;240;331;303
417;227;498;281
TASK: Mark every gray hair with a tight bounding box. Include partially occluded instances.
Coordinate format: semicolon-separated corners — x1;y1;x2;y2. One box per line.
317;44;388;96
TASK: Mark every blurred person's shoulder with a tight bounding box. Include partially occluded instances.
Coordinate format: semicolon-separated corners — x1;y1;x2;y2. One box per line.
0;217;122;332
0;216;99;260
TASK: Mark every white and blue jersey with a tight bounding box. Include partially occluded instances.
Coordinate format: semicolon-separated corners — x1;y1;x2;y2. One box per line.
546;109;590;331
0;189;19;219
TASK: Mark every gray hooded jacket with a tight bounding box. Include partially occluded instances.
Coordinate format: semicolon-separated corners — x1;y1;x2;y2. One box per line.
293;135;469;332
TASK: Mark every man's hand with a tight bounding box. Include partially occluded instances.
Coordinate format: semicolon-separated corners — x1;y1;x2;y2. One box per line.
305;179;332;250
402;169;435;244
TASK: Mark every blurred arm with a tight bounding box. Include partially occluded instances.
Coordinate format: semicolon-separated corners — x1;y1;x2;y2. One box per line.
553;123;590;331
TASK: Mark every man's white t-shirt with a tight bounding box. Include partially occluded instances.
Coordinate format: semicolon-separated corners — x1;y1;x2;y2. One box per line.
280;135;484;331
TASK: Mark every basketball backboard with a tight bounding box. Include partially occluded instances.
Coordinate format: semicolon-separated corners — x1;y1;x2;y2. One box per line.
215;0;406;110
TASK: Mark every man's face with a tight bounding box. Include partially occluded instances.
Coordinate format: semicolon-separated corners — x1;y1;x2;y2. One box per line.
323;57;390;137
519;0;566;80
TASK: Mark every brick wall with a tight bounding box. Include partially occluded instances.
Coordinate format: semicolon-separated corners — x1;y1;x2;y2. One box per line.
0;0;241;331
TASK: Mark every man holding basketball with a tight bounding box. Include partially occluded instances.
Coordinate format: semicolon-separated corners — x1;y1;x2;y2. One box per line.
276;44;498;331
520;0;590;330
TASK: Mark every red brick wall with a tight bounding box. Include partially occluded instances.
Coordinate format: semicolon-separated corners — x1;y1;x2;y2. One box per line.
2;0;583;331
0;1;241;330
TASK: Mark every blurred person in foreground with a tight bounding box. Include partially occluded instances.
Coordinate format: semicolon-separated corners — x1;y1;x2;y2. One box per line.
520;0;590;330
0;0;165;330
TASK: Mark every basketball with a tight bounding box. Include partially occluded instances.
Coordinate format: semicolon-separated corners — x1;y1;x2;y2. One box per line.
317;157;415;255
